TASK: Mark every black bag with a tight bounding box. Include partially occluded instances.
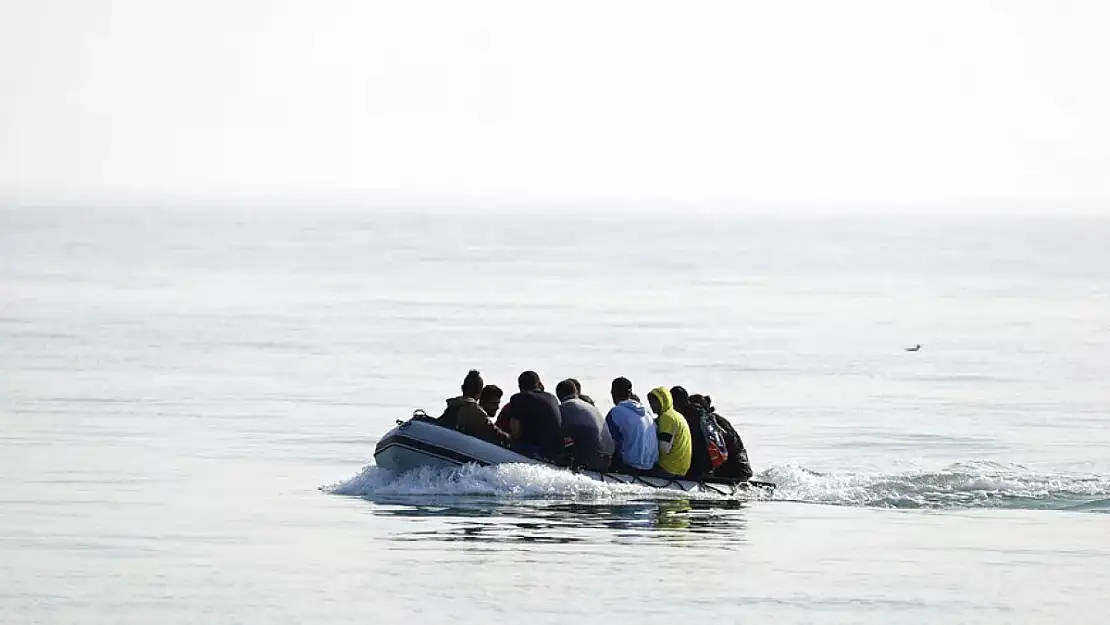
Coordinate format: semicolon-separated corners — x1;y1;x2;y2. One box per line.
711;412;753;480
699;411;730;470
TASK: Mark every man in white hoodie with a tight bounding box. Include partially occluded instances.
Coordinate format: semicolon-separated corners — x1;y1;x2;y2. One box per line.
604;377;659;472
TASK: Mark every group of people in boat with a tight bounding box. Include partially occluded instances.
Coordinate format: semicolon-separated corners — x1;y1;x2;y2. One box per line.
437;369;753;481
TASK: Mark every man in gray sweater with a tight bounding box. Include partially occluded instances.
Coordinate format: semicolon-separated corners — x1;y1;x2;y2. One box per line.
555;379;615;471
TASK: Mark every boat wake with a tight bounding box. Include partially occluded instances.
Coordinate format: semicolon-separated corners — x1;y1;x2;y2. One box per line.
323;462;734;501
324;460;1110;512
765;461;1110;511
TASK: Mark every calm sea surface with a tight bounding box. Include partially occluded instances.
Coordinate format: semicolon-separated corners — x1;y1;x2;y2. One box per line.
2;205;1109;624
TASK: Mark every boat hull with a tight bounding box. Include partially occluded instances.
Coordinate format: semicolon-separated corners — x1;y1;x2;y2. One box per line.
374;417;542;472
373;417;771;497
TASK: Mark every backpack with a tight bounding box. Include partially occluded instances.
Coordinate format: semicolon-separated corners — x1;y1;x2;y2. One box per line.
698;410;730;470
710;412;754;480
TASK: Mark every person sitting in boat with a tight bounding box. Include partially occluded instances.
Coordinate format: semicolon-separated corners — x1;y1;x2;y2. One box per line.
437;370;510;446
670;386;713;479
647;387;692;478
479;384;503;423
604;377;658;473
494;398;511;433
555;379;614;471
692;394;753;481
503;370;565;460
567;378;596;406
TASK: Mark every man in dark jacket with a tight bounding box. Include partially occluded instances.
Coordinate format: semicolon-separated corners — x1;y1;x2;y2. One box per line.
670;385;713;478
440;370;510;446
692;394;753;481
503;370;565;460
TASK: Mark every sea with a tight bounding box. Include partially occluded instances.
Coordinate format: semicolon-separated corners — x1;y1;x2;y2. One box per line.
2;204;1109;624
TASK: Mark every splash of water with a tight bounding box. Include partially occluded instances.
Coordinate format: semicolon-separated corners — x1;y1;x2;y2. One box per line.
761;461;1110;510
322;462;749;501
323;460;1110;512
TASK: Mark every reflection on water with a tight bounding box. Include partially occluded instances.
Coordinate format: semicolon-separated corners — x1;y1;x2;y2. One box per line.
362;497;750;545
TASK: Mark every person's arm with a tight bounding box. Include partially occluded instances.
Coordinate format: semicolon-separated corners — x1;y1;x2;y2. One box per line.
461;405;511;445
495;403;512;432
605;410;623;448
507;400;523;441
483;420;511;445
480;405;511;444
657;417;675;454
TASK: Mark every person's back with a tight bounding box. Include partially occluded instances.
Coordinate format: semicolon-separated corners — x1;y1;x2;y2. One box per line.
671;386;712;478
439;369;484;428
604;377;658;471
648;387;692;477
702;397;753;480
687;393;732;476
440;370;510;446
507;371;564;459
567;378;596;407
555;379;614;470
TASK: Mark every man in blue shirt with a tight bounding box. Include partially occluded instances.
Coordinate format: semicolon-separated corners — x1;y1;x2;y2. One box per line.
604;377;658;472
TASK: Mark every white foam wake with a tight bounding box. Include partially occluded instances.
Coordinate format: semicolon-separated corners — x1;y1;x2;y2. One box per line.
322;462;746;501
761;461;1110;510
322;460;1110;511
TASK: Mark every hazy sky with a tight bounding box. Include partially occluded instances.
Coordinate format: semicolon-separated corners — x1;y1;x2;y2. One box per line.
2;1;1108;207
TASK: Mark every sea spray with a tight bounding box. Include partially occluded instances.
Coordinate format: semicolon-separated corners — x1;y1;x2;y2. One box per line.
324;460;1110;512
323;462;751;501
761;461;1110;510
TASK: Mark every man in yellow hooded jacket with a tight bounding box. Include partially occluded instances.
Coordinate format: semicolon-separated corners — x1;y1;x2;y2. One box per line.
647;387;692;477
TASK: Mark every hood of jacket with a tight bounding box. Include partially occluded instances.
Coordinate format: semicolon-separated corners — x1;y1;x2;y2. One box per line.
614;398;647;417
447;396;478;408
648;386;675;414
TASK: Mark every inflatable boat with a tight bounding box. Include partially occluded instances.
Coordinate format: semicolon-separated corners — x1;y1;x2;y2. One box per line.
374;413;775;497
